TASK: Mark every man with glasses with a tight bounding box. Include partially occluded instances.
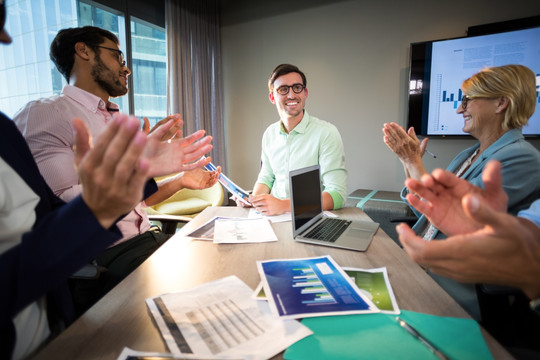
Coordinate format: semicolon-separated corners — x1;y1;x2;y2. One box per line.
0;3;215;357
13;26;219;316
243;63;347;216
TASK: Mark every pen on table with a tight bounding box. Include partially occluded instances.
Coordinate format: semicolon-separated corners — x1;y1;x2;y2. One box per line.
395;316;450;360
425;148;437;158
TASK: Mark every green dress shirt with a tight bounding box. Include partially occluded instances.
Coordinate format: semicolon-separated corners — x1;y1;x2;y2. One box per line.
255;111;348;209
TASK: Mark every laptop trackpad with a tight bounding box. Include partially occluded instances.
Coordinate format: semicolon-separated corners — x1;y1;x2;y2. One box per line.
346;228;375;240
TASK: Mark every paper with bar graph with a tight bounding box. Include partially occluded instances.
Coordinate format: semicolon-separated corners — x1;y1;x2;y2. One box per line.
257;255;379;319
146;276;312;359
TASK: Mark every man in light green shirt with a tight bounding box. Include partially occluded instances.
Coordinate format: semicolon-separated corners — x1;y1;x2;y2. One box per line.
249;64;348;215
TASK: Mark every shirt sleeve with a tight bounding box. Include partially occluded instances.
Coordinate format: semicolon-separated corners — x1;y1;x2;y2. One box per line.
255;127;276;191
318;124;348;209
518;199;540;228
0;195;121;324
471;143;540;215
13;101;80;200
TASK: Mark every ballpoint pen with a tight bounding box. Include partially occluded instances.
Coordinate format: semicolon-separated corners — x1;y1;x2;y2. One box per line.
395;316;450;360
425;148;437;158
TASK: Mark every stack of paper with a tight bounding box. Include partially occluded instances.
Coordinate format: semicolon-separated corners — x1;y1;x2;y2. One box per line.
146;276;312;360
256;256;382;319
186;217;278;244
144;255;492;360
256;255;492;360
213;218;277;244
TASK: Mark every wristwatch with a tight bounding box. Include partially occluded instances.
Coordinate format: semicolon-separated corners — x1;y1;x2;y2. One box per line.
531;298;540;315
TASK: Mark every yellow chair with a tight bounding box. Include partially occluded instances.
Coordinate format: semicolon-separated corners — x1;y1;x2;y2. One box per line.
144;181;225;235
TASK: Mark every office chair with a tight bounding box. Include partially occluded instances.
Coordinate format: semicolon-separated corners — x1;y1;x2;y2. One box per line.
144;182;225;236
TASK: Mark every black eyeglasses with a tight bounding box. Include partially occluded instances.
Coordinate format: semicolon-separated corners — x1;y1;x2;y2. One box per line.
461;95;478;110
275;83;305;95
94;45;126;67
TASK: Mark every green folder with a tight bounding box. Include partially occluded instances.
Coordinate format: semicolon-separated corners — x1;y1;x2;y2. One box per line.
284;310;493;360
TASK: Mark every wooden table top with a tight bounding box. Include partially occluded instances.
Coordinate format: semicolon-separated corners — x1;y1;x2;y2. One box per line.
32;206;511;359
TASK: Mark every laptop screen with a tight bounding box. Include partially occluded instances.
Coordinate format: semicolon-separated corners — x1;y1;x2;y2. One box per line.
289;165;323;233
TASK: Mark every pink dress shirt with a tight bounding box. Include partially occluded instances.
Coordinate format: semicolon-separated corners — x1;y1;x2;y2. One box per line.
13;85;151;245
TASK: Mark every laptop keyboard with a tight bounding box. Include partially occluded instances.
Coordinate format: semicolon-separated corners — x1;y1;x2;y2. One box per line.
305;218;351;243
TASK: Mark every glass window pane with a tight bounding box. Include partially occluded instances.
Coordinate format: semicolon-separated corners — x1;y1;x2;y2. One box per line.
0;0;77;118
1;0;167;121
131;17;167;127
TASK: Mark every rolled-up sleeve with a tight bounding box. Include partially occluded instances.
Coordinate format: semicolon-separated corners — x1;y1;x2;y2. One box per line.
256;126;276;191
318;124;348;209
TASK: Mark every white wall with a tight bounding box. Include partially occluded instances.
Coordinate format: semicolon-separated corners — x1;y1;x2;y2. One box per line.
221;0;540;194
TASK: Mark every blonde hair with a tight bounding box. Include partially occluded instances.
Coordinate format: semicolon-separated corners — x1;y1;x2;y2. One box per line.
461;64;536;130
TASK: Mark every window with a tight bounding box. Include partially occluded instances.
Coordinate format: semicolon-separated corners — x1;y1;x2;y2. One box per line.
0;0;77;117
0;0;166;125
130;17;167;125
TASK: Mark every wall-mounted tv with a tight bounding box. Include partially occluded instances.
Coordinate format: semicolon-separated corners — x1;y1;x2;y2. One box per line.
407;22;540;137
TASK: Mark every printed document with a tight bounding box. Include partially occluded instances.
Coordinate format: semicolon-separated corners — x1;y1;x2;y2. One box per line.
213;218;277;244
247;208;291;223
116;347;243;360
252;266;399;314
342;267;400;314
204;162;251;206
146;276;312;360
185;216;235;241
257;255;379;319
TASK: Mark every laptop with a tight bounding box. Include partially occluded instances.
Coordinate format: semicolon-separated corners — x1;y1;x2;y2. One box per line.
289;165;379;251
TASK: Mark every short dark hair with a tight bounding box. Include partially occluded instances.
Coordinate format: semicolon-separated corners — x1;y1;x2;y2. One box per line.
50;26;119;81
268;64;307;92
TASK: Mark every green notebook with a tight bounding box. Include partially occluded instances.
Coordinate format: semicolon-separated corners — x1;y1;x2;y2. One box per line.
284;310;493;360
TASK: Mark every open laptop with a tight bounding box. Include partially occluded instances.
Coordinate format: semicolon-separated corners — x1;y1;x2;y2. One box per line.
289;165;379;251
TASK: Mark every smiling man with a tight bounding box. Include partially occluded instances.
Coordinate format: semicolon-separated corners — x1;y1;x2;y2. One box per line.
11;26;217;316
245;64;348;216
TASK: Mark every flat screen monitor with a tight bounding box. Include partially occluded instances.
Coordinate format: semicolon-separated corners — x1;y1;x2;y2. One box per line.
408;26;540;137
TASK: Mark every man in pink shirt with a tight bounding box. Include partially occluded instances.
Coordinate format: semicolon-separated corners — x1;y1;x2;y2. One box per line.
13;26;219;315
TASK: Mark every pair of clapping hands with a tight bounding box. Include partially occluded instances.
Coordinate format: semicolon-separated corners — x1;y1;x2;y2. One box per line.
76;113;213;230
398;160;540;299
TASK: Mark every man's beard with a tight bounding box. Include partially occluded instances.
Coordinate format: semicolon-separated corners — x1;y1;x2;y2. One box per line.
91;55;128;98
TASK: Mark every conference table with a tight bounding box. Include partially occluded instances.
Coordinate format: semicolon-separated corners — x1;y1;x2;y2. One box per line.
33;206;512;359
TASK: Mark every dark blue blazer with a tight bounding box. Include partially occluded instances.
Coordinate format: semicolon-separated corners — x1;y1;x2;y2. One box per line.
0;112;157;358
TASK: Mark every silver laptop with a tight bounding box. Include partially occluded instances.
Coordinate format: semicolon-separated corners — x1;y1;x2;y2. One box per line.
289;165;379;251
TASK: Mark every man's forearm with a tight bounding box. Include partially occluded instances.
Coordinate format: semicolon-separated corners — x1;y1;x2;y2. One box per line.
144;173;184;206
252;183;271;195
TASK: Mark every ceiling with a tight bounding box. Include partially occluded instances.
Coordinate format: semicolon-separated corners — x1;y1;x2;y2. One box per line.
219;0;351;26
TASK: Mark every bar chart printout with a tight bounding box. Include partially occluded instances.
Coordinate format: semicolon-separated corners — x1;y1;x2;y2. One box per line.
257;255;379;319
293;266;337;306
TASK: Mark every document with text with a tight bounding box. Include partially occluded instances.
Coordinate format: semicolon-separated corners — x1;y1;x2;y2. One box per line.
252;266;400;314
213;218;277;244
146;276;312;360
257;255;379;319
116;347;244;360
